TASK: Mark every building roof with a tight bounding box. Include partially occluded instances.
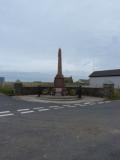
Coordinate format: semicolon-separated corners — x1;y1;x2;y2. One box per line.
89;69;120;77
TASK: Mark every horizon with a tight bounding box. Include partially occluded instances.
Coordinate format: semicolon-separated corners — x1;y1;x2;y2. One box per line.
0;71;89;82
0;0;120;81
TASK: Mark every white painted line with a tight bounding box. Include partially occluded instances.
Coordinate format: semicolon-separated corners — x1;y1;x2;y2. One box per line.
49;106;60;108
0;113;14;117
21;111;34;114
53;107;64;110
74;104;81;106
105;101;111;103
0;111;10;114
63;105;71;107
89;103;96;106
98;102;105;104
53;106;63;108
17;109;30;112
33;107;44;110
66;105;77;108
71;106;77;108
84;102;91;105
79;104;87;107
38;109;50;112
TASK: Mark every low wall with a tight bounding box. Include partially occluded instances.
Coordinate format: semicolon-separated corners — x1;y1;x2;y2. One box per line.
82;87;104;97
14;82;114;98
21;87;39;95
14;83;52;95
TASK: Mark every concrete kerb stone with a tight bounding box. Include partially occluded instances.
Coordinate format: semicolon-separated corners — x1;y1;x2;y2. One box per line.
14;95;105;104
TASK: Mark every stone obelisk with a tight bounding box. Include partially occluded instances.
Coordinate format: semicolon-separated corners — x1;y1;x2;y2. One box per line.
54;48;64;95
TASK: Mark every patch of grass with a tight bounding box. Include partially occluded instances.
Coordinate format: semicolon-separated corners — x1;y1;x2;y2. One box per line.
0;86;14;96
111;90;120;100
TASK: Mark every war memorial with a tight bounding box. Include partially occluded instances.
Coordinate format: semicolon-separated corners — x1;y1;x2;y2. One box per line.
54;48;65;95
14;48;82;100
14;49;114;100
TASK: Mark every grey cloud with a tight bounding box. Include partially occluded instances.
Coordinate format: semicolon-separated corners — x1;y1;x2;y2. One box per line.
0;0;120;81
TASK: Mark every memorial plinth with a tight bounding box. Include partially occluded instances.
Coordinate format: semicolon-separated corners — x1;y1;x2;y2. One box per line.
54;48;65;95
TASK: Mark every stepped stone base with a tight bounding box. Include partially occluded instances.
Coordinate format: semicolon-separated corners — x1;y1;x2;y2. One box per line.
39;95;79;101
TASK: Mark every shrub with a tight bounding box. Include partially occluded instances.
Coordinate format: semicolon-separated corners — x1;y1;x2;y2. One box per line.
111;90;120;100
42;89;49;95
0;86;14;96
68;89;76;96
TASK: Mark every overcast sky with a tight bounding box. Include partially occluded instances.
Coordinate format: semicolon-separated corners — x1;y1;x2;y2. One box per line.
0;0;120;81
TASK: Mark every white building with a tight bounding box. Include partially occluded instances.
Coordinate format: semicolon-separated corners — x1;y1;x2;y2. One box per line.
89;69;120;89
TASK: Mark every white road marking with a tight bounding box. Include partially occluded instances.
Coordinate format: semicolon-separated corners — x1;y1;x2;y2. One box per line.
89;103;96;106
38;109;50;112
74;104;80;106
98;101;105;104
0;113;14;117
33;107;45;110
63;105;72;107
66;105;77;108
79;104;87;107
53;107;64;110
21;110;34;114
17;109;30;112
0;111;10;114
84;102;91;105
49;106;60;108
105;101;111;103
75;103;96;106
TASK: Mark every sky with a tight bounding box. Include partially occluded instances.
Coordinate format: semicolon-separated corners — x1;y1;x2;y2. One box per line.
0;0;120;81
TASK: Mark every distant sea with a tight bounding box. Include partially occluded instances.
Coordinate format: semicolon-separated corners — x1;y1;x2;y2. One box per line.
0;72;54;82
0;71;87;82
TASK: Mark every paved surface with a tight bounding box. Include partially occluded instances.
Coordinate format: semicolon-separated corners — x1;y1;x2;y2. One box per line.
16;95;104;104
0;95;120;160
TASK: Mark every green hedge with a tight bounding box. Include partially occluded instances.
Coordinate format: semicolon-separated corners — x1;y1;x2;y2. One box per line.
0;87;14;96
67;88;76;96
111;90;120;100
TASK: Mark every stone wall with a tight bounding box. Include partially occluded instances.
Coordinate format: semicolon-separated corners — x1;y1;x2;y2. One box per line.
82;87;105;97
14;82;52;95
14;82;114;98
14;83;39;95
82;84;114;98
